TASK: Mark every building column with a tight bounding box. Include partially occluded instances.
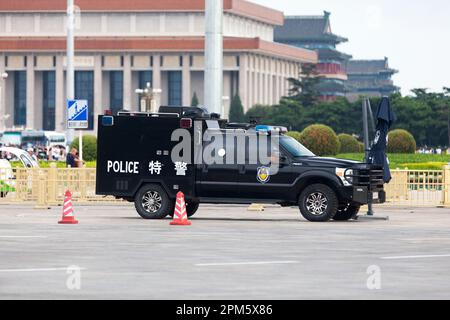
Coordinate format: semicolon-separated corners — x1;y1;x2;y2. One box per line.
275;74;281;104
269;74;274;106
248;69;256;109
258;70;264;105
238;54;248;111
280;62;286;98
123;54;132;110
182;55;191;106
93;55;103;132
152;54;162;109
55;55;65;132
0;55;6;132
264;73;269;105
34;72;43;130
26;55;35;129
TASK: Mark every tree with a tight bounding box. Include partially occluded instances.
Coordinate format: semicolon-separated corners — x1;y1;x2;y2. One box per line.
245;89;450;148
71;135;97;161
285;63;322;107
228;94;246;123
443;87;450;149
191;92;199;107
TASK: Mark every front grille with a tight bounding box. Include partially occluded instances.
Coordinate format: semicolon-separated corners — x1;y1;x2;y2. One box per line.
350;164;385;192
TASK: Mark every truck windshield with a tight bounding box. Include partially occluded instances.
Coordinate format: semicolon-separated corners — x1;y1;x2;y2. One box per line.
280;135;315;157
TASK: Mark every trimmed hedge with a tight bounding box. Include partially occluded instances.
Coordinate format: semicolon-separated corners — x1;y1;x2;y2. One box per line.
387;129;416;154
70;135;98;161
338;134;360;153
299;124;340;156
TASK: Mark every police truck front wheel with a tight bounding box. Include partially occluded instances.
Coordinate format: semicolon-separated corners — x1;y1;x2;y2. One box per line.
333;204;360;221
298;184;338;222
134;184;172;219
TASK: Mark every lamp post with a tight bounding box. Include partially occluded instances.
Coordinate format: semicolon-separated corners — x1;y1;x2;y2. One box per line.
204;0;223;115
66;0;75;145
0;72;9;132
135;82;162;113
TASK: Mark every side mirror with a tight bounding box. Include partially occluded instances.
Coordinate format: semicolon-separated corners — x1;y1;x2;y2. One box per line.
279;155;289;167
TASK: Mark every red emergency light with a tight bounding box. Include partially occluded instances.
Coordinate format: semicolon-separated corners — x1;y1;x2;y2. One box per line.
180;118;192;129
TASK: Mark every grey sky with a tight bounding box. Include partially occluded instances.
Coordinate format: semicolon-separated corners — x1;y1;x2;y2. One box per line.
254;0;450;95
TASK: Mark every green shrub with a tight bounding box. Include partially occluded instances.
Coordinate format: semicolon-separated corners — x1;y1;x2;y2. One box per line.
358;142;365;153
338;134;360;153
71;135;98;161
299;124;340;156
400;162;447;170
285;131;301;141
191;92;199;107
387;129;416;154
228;94;245;123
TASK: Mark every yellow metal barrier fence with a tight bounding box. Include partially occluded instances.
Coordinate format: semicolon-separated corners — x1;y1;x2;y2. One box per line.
1;166;449;207
384;168;450;206
0;167;119;206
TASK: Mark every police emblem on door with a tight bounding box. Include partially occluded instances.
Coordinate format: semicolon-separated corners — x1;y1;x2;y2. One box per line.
257;166;270;184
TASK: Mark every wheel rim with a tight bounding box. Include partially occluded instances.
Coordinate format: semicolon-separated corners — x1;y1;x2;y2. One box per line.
142;191;162;213
305;192;328;215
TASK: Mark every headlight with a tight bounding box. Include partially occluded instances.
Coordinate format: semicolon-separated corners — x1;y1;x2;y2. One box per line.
336;168;353;186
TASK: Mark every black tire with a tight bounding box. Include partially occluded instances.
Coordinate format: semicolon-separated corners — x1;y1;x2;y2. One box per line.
186;202;200;217
298;184;338;222
169;201;199;217
134;184;172;219
333;205;360;221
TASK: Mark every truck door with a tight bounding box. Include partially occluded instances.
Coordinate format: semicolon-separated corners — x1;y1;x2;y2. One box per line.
195;133;240;198
237;135;296;200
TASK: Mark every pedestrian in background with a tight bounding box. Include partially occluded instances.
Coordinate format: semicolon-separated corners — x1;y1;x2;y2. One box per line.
66;147;78;168
27;148;38;162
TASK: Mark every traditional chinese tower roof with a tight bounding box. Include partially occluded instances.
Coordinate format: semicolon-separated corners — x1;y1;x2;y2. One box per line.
346;57;398;76
274;11;348;45
274;11;351;100
346;57;400;100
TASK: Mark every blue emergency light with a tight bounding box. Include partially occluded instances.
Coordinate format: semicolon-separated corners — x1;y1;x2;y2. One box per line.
255;125;274;132
102;116;114;126
255;125;288;133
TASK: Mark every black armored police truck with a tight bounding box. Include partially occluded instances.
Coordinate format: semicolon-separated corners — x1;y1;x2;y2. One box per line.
96;107;385;222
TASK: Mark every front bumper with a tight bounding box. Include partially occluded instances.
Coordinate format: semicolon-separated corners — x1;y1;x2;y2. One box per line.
341;164;386;205
340;186;386;205
353;186;386;204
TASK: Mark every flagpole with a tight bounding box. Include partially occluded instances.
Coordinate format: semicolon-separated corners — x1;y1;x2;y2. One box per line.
362;98;374;216
67;0;75;145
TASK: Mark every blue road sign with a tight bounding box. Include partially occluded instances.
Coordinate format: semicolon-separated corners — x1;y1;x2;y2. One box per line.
67;99;88;129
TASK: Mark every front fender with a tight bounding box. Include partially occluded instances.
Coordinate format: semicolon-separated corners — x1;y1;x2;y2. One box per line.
294;170;344;196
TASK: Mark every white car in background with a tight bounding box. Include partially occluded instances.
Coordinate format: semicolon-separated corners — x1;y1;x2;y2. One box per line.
44;131;67;148
0;147;39;197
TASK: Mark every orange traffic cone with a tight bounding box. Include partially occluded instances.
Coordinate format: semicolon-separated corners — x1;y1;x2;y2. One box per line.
170;191;191;226
58;190;78;224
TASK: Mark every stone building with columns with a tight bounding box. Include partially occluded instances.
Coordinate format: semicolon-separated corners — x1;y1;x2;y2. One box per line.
0;0;317;134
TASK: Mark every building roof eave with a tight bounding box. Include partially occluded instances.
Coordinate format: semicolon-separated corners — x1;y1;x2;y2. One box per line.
0;0;284;26
0;36;317;63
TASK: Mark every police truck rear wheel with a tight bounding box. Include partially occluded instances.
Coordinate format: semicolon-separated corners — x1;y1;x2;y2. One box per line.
298;184;338;222
169;202;199;218
186;202;199;217
135;184;171;219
